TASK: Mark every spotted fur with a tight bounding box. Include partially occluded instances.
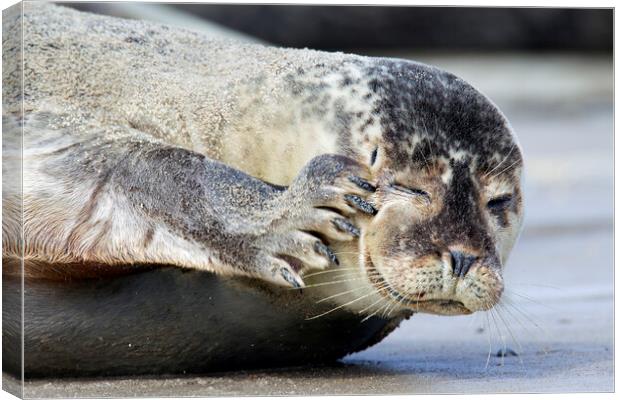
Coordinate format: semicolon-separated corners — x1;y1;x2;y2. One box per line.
3;4;524;316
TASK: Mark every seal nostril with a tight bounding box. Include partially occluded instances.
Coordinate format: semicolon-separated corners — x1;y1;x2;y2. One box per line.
450;251;462;277
450;250;477;278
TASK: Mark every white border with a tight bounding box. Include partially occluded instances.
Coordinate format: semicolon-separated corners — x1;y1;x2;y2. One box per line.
0;1;615;400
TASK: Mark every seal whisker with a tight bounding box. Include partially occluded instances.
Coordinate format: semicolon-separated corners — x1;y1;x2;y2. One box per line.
358;282;393;322
416;291;423;313
498;301;536;334
510;282;564;291
488;308;507;366
424;118;440;172
379;300;394;318
358;296;388;316
303;268;360;278
503;300;540;327
431;115;441;160
497;299;540;341
316;285;370;304
483;142;517;179
501;302;551;357
414;119;432;172
501;298;552;344
306;291;379;320
386;287;409;317
505;289;555;310
287;277;364;290
386;298;401;317
484;311;493;370
492;308;523;368
495;304;526;369
304;267;376;287
359;304;385;323
388;285;410;317
363;299;391;322
305;269;368;283
488;158;521;181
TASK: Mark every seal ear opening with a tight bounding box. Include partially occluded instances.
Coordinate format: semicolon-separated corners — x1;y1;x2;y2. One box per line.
370;147;378;166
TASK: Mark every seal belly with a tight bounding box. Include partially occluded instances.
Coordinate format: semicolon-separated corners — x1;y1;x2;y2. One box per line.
3;267;405;377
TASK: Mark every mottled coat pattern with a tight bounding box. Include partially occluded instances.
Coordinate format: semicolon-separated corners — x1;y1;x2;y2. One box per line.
3;4;523;316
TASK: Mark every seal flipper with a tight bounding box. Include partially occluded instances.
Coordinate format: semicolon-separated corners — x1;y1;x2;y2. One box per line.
5;111;306;285
6;112;369;287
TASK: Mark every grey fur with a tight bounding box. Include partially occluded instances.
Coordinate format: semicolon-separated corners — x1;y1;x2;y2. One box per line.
2;3;524;376
3;1;524;301
3;2;523;304
4;4;381;286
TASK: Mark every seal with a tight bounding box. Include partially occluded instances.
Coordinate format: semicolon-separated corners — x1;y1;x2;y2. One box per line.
2;4;524;376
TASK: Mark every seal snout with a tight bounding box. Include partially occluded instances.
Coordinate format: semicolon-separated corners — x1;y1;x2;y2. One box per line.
449;249;478;278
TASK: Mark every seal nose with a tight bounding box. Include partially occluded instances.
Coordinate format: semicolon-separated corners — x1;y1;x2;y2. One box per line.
450;250;477;278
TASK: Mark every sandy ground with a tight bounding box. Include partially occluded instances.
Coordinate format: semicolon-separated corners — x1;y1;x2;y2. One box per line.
3;53;613;397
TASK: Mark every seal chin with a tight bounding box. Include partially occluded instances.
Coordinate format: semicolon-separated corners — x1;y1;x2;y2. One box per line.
362;251;474;316
411;299;472;316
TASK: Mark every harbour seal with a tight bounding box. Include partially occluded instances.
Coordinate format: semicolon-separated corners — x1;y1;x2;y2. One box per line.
3;4;524;375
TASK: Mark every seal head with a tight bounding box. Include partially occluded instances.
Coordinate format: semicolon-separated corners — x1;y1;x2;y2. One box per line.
356;60;524;316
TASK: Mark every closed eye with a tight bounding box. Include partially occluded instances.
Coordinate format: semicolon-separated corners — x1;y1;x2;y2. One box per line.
390;184;431;201
487;194;513;210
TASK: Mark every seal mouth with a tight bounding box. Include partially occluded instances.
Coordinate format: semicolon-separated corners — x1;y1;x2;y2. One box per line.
363;251;472;315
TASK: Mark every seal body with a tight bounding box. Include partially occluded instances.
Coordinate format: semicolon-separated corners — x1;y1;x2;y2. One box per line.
3;266;403;377
3;4;524;376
